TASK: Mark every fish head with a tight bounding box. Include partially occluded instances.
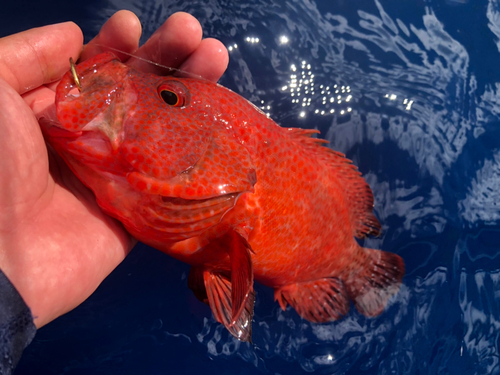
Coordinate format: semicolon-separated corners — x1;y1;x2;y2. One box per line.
45;52;256;203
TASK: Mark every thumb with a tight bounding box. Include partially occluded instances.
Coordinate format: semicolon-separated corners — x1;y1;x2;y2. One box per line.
0;76;50;227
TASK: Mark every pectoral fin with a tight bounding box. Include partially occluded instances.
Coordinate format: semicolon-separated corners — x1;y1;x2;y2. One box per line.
204;271;255;342
226;230;254;325
189;231;255;342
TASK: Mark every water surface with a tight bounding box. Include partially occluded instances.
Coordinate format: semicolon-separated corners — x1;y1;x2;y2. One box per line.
5;0;500;374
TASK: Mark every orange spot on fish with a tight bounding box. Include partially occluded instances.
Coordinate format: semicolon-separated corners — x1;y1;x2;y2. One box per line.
150;182;160;193
136;180;147;191
173;185;183;196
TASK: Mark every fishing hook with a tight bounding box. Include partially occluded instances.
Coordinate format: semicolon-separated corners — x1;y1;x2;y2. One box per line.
69;57;82;91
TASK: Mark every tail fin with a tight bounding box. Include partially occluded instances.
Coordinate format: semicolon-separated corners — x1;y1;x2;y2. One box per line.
344;248;405;317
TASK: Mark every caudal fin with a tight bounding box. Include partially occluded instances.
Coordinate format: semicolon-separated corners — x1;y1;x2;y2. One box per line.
344;248;405;317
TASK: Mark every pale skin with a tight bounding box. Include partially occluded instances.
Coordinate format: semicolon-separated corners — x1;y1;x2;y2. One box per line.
0;10;229;328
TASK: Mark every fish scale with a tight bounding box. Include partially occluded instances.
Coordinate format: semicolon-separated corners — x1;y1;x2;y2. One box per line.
40;51;405;342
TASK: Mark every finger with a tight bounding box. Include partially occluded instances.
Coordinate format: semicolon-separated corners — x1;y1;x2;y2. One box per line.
176;38;229;82
0;22;83;95
23;85;57;121
80;10;142;63
128;12;203;74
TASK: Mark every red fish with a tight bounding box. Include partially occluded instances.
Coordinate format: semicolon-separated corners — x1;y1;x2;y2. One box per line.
41;52;404;342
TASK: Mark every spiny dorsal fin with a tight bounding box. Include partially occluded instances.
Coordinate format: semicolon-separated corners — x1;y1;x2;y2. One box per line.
286;128;381;238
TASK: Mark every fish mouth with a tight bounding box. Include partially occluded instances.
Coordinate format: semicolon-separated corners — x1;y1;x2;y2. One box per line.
38;111;82;138
142;192;240;241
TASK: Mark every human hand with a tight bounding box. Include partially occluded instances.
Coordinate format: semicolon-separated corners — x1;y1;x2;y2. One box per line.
0;10;229;328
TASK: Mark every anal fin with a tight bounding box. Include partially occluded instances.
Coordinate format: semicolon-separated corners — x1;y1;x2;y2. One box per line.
275;278;350;323
345;248;405;317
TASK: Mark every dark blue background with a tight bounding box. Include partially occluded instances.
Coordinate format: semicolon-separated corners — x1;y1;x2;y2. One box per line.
3;0;500;374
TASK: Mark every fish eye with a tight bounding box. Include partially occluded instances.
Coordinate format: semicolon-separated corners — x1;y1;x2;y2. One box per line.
158;84;186;107
160;90;180;106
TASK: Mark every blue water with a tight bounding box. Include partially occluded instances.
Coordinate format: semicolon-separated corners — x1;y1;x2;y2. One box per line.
4;0;500;373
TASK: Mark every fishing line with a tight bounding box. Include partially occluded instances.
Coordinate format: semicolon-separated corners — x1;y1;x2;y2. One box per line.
93;43;206;80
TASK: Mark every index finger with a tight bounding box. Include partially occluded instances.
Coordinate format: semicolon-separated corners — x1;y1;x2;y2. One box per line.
0;22;83;95
128;12;229;82
79;10;142;63
128;12;203;74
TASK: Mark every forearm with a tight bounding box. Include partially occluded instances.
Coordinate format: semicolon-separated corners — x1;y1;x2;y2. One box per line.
0;268;36;375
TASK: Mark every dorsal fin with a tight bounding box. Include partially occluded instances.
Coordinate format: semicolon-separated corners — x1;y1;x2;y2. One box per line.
286;128;381;238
